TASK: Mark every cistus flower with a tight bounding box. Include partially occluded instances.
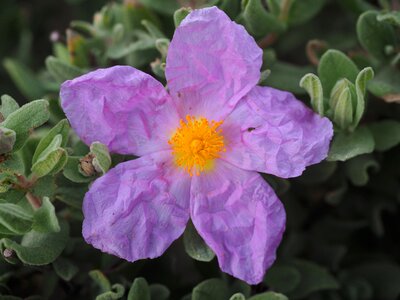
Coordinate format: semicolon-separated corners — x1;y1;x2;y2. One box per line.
60;7;333;284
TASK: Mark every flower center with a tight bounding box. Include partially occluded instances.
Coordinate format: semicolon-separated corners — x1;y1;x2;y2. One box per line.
169;115;225;176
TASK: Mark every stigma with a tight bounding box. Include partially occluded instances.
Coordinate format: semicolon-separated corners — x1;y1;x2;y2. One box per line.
168;115;225;176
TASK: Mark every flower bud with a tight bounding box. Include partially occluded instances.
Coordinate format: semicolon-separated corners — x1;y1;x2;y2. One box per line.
79;153;97;177
330;79;357;130
0;127;16;155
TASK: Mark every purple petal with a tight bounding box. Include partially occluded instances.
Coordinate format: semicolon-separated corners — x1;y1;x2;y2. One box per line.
82;151;190;261
221;86;334;178
60;66;180;155
165;6;262;121
191;160;286;284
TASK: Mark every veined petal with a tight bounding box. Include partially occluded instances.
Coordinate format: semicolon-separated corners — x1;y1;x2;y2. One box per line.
82;152;191;261
222;86;333;178
191;160;286;284
165;6;262;121
60;66;180;156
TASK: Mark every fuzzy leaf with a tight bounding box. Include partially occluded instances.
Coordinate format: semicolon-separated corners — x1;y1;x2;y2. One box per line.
300;73;325;115
369;120;400;151
32;119;69;164
0;221;69;265
3;59;46;99
183;221;215;262
328;126;375;161
249;292;288;300
128;277;150;300
192;278;230;300
242;0;285;37
45;56;84;83
0;95;20;120
53;257;79;281
357;10;396;61
32;197;60;233
318;50;359;96
0;203;33;235
90;142;111;175
353;67;374;129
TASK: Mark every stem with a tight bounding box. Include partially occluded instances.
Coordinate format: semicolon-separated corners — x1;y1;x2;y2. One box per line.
279;0;293;22
258;33;277;49
306;39;328;66
26;192;42;210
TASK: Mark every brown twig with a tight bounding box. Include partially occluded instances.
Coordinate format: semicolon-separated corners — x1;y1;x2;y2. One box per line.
306;39;328;66
258;33;277;49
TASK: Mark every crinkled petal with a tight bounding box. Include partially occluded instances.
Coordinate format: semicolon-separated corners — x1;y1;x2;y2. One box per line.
221;86;334;178
61;66;180;155
165;6;262;121
190;160;286;284
82;151;191;261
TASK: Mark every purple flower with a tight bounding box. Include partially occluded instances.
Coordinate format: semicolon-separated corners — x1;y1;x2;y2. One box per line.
60;7;333;284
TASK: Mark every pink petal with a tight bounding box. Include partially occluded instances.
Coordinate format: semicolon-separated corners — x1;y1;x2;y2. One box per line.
190;160;286;284
82;151;190;261
221;86;334;178
60;66;180;155
165;6;262;121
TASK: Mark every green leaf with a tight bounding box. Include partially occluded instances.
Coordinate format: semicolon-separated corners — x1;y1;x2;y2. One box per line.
2;99;49;133
265;265;301;294
0;95;20;120
219;0;241;18
31;135;67;177
3;59;46;99
138;0;179;15
90;142;111;175
377;11;400;26
318;50;359;96
357;10;396;61
2;99;49;152
230;293;246;300
63;156;92;183
344;154;379;186
45;56;84;83
0;203;33;235
0;127;16;155
353;67;374;128
128;277;150;300
32;119;69;164
32;176;56;199
32;197;60;233
96;284;125;300
174;7;190;27
89;270;112;293
107;38;155;60
300;73;325;115
368;66;400;98
343;262;400;300
141;20;165;39
286;260;339;299
192;278;230;300
288;0;327;26
242;0;285;37
369;120;400;151
249;292;288;300
183;221;215;262
150;284;170;300
266;61;313;94
53;257;79;281
328;126;375;161
0;220;69;265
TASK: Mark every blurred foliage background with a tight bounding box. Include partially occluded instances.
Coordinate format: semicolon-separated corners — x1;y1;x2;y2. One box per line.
1;0;400;299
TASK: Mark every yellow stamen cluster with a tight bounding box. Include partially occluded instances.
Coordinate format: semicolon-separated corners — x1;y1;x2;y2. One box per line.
169;115;225;176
